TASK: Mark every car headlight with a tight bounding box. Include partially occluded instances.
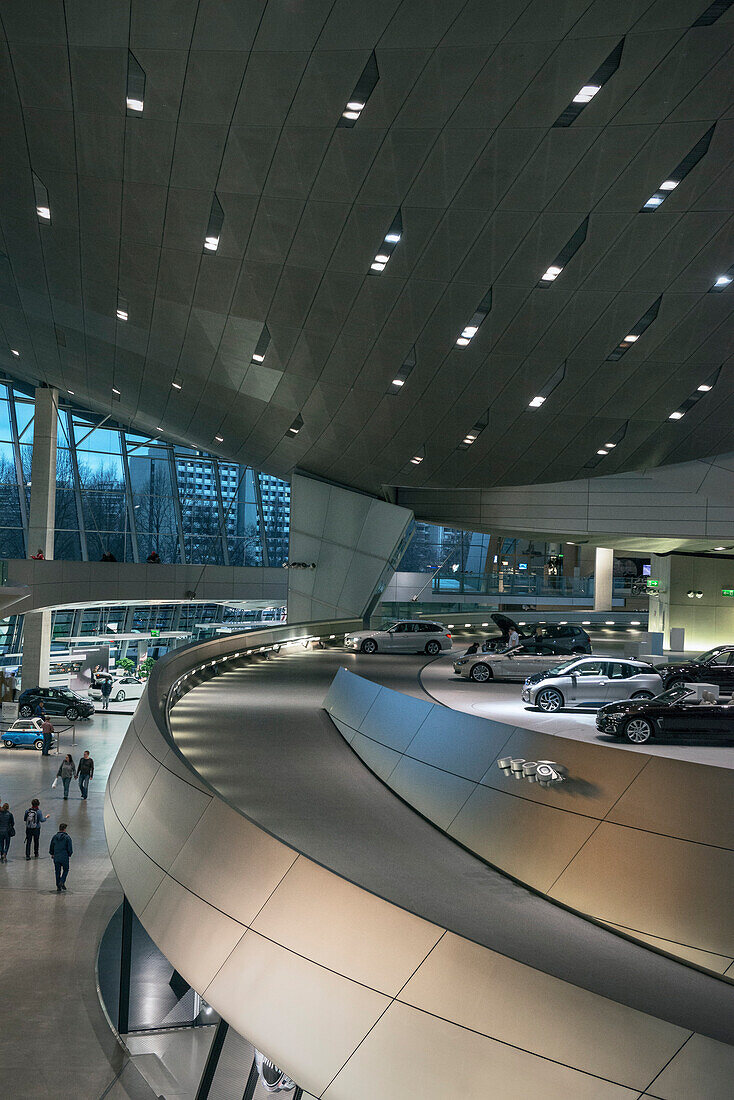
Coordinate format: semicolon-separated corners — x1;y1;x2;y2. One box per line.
604;711;624;720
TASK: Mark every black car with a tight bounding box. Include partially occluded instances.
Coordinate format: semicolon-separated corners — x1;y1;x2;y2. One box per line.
481;613;591;656
657;646;734;693
596;684;734;744
18;686;95;720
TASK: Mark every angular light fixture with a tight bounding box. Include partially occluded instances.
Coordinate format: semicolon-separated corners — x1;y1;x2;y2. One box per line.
641;127;715;211
214;434;223;443
11;349;20;357
667;366;720;420
606;297;662;360
456;290;492;348
204;194;224;253
410;454;423;465
116;294;128;322
338;52;379;128
171;377;182;390
388;345;415;394
126;51;146;114
459;414;488;450
585;422;627;468
33;174;51;223
287;414;303;436
537;217;589;288
528;361;566;409
669;410;684;419
553;40;624;127
251;324;270;365
710;264;733;292
370;209;403;274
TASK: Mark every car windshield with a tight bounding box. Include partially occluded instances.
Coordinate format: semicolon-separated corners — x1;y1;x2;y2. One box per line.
58;689;81;700
540;660;578;677
693;648;726;664
653;684;692;705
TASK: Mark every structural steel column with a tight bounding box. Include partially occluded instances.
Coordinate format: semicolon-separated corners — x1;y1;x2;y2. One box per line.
23;387;58;688
593;546;614;611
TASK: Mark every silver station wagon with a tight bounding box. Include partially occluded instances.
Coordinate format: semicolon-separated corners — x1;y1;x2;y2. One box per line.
344;620;452;656
522;657;663;712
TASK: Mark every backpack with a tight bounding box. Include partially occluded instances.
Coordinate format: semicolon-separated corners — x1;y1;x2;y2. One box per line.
26;808;38;829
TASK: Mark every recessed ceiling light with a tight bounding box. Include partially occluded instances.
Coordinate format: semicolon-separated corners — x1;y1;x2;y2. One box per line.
596;449;608;455
643;196;663;208
338;52;378;127
204;235;219;252
370;261;385;271
410;455;423;464
604;442;616;448
126;97;144;112
37;205;51;221
462;325;479;338
342;110;360;120
528;395;545;408
697;382;712;391
374;253;389;264
251;352;265;363
659;180;678;190
540;265;562;281
622;334;639;342
640;129;714;212
67;389;74;395
11;349;19;357
112;387;121;395
669;410;684;419
384;232;401;243
214;434;223;442
572;84;601;103
346;101;365;111
456;336;470;346
713;546;727;551
391;378;404;387
714;274;732;287
171;380;182;390
116;308;128;321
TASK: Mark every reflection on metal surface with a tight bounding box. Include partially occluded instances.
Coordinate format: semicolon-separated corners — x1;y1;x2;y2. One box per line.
255;1050;297;1093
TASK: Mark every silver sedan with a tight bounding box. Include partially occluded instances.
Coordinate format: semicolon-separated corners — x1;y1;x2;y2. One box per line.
522;657;663;712
454;645;559;683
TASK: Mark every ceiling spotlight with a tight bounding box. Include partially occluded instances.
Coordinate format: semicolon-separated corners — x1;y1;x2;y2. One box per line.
127;51;146;115
596;449;608;455
659;180;679;190
374;253;389;264
669;410;684;419
112;386;121;395
37;205;51;221
171;379;182;390
573;84;601;103
342;110;360;120
251;352;265;363
67;389;74;395
714;274;732;288
540;265;562;281
604;442;616;448
622;333;639;343
346;100;365;111
370;209;403;275
643;196;663;208
385;232;401;243
155;426;162;432
204;235;219;252
287;413;303;436
370;261;385;271
214;434;223;443
456;290;492;348
456;336;470;346
126;97;144;112
116;308;128;321
410;455;423;464
528;395;545;408
713;546;727;551
11;349;19;357
338;51;378;127
391;378;404;387
697;383;712;391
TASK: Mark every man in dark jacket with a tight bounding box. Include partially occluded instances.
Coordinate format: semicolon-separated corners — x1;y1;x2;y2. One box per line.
100;677;112;711
49;823;72;891
77;751;94;799
24;798;48;859
41;716;55;756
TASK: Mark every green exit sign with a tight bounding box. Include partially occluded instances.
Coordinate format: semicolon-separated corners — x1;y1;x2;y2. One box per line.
646;579;659;588
150;628;160;637
723;589;734;598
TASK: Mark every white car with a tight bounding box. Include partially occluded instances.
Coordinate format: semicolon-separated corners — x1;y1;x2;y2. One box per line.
89;675;145;702
454;644;561;683
344;620;452;656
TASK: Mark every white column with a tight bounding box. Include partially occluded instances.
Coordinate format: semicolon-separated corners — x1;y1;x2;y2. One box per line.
287;474;413;624
593;546;614;612
22;387;57;688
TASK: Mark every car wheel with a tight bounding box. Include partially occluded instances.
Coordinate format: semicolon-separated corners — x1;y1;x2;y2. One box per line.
469;663;492;682
536;688;564;712
19;705;32;718
65;706;79;721
34;739;44;750
3;739;14;749
360;639;378;654
631;691;654;700
425;640;441;656
115;690;126;701
624;717;654;744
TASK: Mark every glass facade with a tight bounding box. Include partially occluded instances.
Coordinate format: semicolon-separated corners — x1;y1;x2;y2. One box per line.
0;381;290;566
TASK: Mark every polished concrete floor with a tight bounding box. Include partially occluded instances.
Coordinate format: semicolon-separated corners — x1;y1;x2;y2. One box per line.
170;647;734;1045
0;713;155;1100
421;652;734;769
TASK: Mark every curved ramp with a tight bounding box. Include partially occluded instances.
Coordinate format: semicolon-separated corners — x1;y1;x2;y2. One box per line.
105;625;734;1098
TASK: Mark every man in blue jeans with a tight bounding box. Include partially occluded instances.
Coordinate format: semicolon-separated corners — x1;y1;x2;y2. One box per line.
77;751;94;799
49;823;72;891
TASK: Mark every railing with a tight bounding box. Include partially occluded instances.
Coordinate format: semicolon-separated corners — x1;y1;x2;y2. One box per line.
431;571;636;598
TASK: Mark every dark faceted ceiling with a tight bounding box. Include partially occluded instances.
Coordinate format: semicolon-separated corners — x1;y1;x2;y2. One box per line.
0;0;733;495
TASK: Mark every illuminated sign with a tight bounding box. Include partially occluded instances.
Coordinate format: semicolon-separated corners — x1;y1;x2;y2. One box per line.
646;579;659;588
150;628;160;637
723;589;734;598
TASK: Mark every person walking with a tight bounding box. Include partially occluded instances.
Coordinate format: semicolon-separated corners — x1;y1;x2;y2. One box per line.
24;798;48;859
77;751;94;799
57;754;76;800
100;676;112;711
41;716;55;756
49;823;72;891
0;803;15;862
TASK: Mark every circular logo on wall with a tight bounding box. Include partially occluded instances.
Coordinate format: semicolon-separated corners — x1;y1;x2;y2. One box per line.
254;1050;297;1093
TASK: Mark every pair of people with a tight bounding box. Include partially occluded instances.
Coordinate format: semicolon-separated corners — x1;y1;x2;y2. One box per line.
0;800;48;861
56;751;94;800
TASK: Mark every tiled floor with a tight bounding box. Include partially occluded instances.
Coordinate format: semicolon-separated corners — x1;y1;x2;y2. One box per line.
0;713;154;1099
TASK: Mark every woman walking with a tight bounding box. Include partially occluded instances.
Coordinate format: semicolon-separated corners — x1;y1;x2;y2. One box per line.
0;803;15;862
57;755;77;800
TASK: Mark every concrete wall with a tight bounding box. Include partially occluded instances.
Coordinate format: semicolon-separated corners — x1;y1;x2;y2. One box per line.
649;553;734;650
287;474;413;622
325;668;734;975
